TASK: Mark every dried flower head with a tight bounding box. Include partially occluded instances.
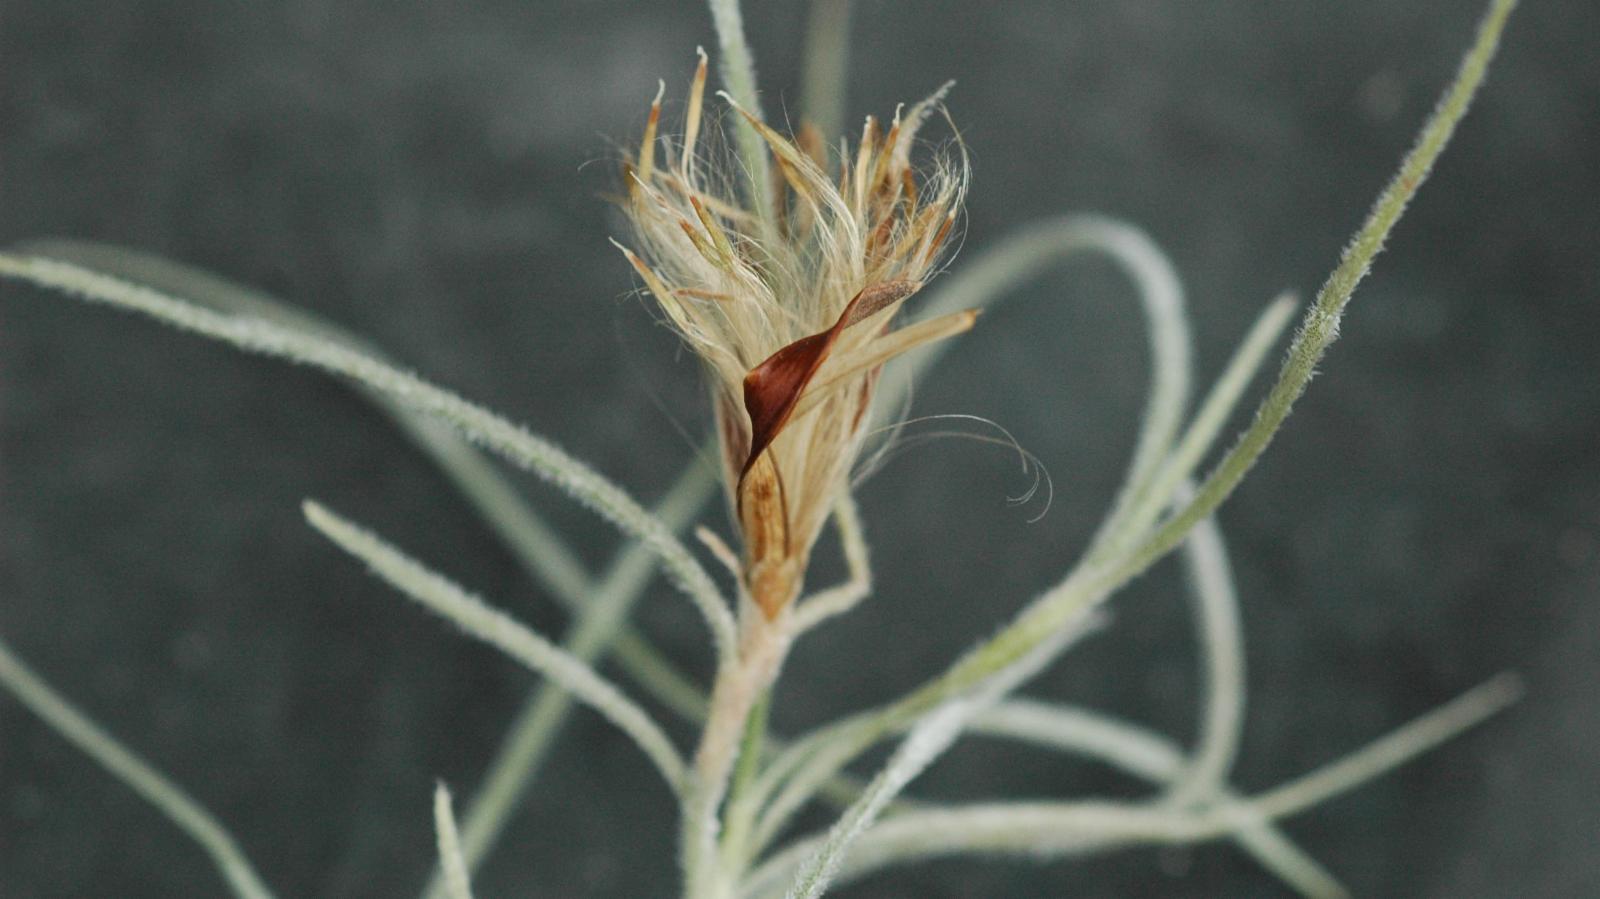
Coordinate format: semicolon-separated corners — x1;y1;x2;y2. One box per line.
614;50;973;618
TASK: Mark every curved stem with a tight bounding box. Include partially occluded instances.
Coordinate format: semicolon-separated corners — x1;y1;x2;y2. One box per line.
1166;484;1247;804
779;618;1095;899
0;634;277;899
1109;0;1517;586
423;463;715;897
754;698;1344;897
0;252;737;658
745;674;1519;896
791;495;873;633
10;238;601;606
304;501;688;792
898;214;1192;544
1099;294;1296;561
3;239;726;892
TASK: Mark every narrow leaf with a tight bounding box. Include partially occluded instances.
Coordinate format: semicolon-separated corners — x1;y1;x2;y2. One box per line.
0;252;737;656
432;783;475;899
0;634;276;899
302;500;687;792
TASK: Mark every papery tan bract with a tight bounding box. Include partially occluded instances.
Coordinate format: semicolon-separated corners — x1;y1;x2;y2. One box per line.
614;51;972;616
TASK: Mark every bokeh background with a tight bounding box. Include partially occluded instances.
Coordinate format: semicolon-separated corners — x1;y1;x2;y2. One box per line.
1;0;1595;896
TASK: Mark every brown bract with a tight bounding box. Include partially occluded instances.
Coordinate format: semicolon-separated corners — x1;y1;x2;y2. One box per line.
740;279;920;479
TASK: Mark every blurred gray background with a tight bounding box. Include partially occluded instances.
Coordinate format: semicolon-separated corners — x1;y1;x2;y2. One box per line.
1;0;1595;896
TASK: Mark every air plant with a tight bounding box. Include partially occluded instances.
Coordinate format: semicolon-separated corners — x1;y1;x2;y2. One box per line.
0;0;1522;896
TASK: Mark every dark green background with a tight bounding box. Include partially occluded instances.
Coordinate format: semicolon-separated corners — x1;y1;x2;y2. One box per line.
2;1;1595;896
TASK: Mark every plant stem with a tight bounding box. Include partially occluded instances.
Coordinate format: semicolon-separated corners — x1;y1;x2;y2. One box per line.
744;675;1519;897
421;464;713;896
707;0;772;220
799;0;853;141
0;634;276;899
684;611;794;898
0;252;740;658
1115;0;1518;584
304;501;688;791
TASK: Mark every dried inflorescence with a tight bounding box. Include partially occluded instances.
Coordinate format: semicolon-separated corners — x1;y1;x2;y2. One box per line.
614;50;974;618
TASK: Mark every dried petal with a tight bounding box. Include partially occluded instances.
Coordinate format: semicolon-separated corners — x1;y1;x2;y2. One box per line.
637;80;665;185
682;47;709;177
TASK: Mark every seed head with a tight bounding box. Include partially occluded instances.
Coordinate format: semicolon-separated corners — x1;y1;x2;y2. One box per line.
614;50;974;617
